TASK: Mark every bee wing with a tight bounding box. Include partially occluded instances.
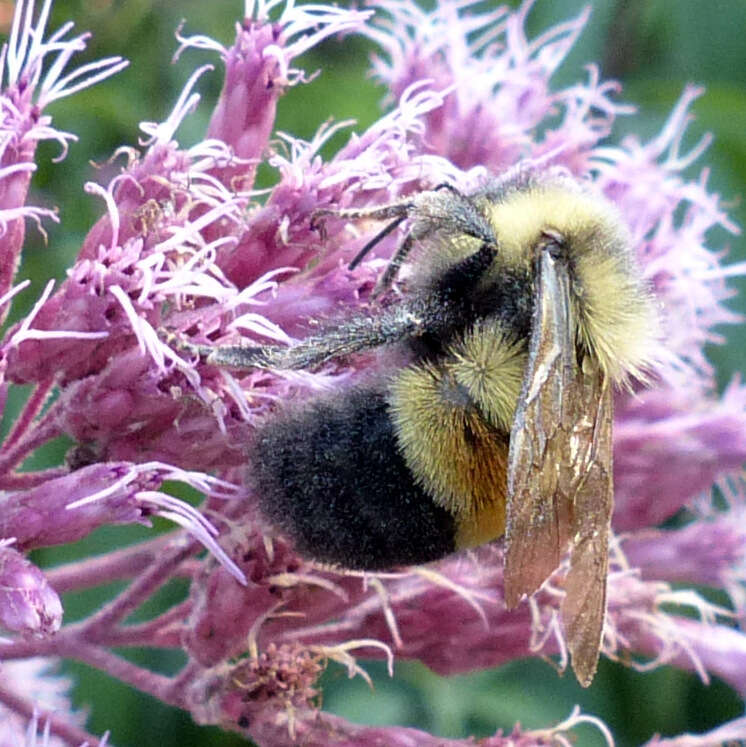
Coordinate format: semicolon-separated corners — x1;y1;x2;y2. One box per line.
560;367;612;686
504;247;576;608
504;247;612;686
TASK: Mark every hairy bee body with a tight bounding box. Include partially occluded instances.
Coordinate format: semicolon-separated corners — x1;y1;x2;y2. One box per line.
248;171;658;575
175;168;660;685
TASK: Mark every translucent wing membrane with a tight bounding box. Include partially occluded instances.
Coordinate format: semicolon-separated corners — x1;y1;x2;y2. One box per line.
561;367;612;686
504;244;612;686
504;246;575;606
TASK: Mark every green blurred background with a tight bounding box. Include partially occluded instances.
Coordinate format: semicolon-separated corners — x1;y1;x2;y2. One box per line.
2;0;745;745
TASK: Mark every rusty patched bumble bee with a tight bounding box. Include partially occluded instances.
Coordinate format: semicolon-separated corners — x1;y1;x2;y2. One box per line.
169;168;660;686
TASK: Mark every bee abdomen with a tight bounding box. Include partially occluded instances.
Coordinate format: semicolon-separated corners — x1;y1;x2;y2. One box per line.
248;388;456;570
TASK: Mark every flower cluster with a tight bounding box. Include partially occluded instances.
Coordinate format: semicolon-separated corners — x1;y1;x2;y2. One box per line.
0;0;744;745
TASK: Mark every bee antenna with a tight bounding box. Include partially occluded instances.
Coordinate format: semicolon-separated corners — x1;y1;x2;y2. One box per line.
348;214;408;270
432;182;463;196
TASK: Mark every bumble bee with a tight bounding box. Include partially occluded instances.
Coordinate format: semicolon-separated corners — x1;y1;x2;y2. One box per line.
171;168;660;686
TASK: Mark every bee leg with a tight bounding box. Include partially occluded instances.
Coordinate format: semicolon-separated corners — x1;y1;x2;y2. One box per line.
311;198;415;230
160;329;274;369
160;300;430;372
371;231;417;297
311;202;413;275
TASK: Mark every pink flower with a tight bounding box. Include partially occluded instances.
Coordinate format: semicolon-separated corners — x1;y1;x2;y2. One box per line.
0;0;744;744
0;0;126;328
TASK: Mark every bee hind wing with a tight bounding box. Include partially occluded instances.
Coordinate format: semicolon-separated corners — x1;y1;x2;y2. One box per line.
560;368;613;687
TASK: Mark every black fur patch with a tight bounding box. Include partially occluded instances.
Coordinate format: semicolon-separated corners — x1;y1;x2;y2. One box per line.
408;267;532;361
249;387;456;570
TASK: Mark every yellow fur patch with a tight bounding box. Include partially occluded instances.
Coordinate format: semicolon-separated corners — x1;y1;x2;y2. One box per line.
389;321;525;548
484;184;660;383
